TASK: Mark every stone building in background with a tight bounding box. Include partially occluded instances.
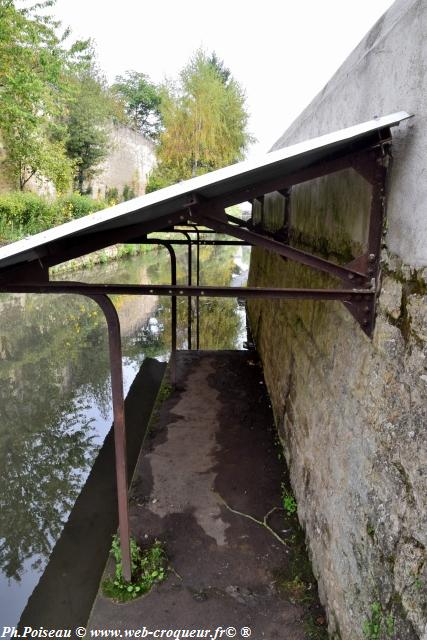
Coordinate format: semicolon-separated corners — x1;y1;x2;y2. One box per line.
248;0;426;638
90;124;156;200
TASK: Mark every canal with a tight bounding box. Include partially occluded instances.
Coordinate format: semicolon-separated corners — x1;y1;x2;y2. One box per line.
0;241;250;627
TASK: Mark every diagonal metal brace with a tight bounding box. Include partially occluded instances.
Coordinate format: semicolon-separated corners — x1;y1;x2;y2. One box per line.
194;212;370;287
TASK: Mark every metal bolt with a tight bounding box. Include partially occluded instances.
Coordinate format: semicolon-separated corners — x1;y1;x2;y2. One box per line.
149;289;154;294
180;215;184;220
201;291;205;295
364;306;370;312
348;274;354;280
168;290;172;294
179;290;183;294
368;254;376;262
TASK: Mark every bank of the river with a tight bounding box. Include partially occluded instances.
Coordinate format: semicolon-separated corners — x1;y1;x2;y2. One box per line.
50;242;155;274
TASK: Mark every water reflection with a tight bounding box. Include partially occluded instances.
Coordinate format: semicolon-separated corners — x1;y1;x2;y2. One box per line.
0;242;250;626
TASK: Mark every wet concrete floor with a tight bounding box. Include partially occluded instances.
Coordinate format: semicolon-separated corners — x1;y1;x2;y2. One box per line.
88;351;326;638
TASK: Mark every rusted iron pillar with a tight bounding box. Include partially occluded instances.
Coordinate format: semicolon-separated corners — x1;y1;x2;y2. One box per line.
85;293;132;582
177;231;192;349
196;230;200;350
153;241;177;384
188;225;200;349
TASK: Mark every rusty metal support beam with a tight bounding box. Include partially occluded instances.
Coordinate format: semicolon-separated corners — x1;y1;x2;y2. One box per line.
0;281;374;303
84;294;131;582
0;260;49;285
145;238;249;246
225;213;249;228
194;213;369;287
344;146;389;333
186;147;367;212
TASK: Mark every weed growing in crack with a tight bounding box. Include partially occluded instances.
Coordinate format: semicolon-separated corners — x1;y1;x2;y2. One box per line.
102;535;167;602
362;602;395;640
281;483;297;516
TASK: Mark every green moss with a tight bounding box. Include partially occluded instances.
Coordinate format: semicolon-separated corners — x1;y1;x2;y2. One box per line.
145;378;174;435
384;280;425;347
156;381;173;404
362;602;395;640
382;261;427;295
290;228;357;265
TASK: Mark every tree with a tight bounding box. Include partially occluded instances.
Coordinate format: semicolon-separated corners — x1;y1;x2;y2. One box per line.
111;71;162;140
65;67;113;194
146;50;252;192
207;51;231;85
0;0;74;191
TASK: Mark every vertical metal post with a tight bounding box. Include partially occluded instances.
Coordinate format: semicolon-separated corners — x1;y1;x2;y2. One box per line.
195;229;200;350
154;242;177;384
188;225;200;349
86;293;132;582
179;231;192;350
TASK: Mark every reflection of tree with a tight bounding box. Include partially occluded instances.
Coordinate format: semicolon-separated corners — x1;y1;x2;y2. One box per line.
144;243;245;350
0;295;107;580
0;385;96;581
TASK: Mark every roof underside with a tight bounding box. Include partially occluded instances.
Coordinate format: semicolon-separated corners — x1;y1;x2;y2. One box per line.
0;111;411;273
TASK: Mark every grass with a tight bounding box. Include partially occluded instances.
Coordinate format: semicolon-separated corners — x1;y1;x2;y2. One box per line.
102;535;167;602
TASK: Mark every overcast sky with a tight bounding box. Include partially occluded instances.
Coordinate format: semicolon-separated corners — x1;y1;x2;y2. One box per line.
54;0;395;157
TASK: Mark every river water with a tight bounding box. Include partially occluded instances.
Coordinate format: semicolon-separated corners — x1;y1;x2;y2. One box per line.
0;242;250;627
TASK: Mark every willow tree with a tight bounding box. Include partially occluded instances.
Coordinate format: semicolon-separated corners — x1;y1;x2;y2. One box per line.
147;50;252;191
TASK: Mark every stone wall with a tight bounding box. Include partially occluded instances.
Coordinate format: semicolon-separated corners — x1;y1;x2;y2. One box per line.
90;124;156;199
248;0;426;638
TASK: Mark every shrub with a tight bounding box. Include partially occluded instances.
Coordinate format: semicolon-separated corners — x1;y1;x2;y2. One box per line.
105;187;119;205
55;193;104;222
122;184;136;201
0;192;53;238
0;191;106;243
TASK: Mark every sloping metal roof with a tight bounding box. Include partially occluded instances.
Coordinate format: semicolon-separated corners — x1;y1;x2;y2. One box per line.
0;111;411;270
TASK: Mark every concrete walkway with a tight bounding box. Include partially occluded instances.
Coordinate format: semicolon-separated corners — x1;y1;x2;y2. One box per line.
88;352;326;638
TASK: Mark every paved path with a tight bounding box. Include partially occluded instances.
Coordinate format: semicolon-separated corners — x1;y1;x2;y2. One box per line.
88;351;326;639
